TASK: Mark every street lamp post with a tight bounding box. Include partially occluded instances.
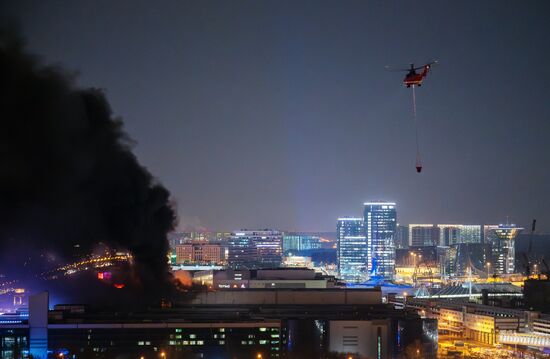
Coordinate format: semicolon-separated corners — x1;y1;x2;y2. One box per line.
410;252;416;267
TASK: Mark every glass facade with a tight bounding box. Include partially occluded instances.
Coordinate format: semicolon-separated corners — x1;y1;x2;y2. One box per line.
336;218;367;282
255;232;284;268
228;231;283;269
408;224;482;246
395;225;409;249
492;224;522;275
364;202;397;280
282;234;322;253
409;225;438;247
438;225;461;246
227;234;256;269
460;225;482;244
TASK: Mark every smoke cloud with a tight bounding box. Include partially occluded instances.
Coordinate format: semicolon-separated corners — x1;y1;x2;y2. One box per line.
0;28;177;298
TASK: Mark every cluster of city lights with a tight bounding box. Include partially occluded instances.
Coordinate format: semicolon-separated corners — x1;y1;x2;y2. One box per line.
39;253;132;280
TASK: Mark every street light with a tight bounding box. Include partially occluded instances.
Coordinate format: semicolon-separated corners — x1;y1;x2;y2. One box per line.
257;354;263;359
160;352;166;358
410;252;417;267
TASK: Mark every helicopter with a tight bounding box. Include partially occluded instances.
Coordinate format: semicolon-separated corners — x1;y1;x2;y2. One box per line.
386;60;438;173
389;61;437;88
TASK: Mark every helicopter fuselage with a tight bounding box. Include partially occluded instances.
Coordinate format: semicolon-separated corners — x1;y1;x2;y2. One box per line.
403;65;430;88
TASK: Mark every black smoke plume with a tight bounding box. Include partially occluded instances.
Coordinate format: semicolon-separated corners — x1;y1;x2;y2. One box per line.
0;28;178;301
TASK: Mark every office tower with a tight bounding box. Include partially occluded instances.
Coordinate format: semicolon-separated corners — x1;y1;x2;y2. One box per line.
483;224;500;245
364;202;397;280
227;233;256;268
459;225;482;244
436;246;452;279
408;224;482;246
336;217;367;282
437;225;461;246
282;233;322;253
283;234;300;252
227;230;283;269
255;231;284;268
395;225;409;249
438;224;482;245
445;246;458;277
409;224;439;246
492;224;522;275
175;242;224;264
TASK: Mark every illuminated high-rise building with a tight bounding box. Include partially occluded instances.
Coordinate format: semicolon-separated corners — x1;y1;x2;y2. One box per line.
409;224;439;246
459;225;482;244
336;217;367;282
492;224;522;275
227;230;283;269
175;242;224;264
282;233;322;253
408;224;482;246
483;224;500;244
437;225;461;246
364;202;397;280
395;224;409;249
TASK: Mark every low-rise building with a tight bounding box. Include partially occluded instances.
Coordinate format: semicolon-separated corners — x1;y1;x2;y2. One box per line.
175;242;224;264
0;291;435;359
210;268;335;290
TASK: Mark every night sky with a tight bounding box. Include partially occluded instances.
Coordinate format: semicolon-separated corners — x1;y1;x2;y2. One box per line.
3;1;550;232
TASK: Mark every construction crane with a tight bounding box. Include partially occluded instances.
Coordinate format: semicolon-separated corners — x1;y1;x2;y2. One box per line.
522;219;537;276
541;258;550;280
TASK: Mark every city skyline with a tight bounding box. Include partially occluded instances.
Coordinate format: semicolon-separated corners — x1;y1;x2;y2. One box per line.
2;1;549;232
2;2;550;358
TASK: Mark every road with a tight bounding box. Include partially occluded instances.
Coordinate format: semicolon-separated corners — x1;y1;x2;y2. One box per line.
438;335;549;358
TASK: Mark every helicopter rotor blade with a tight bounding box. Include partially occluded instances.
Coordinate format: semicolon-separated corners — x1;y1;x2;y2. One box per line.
413;60;438;70
385;65;410;72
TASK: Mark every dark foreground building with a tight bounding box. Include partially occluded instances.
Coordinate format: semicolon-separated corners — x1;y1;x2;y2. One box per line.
0;289;436;359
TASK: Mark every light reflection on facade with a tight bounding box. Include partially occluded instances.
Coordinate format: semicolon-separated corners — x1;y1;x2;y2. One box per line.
364;202;396;280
